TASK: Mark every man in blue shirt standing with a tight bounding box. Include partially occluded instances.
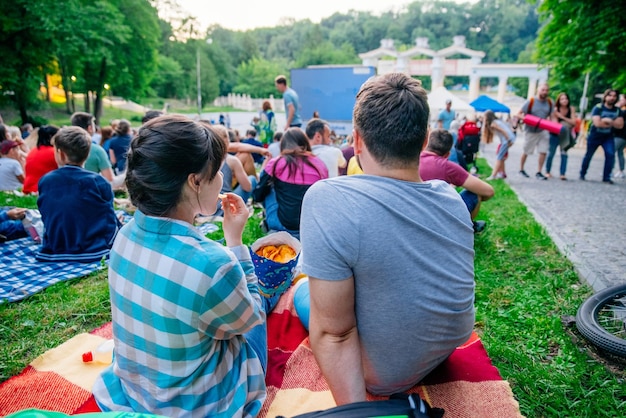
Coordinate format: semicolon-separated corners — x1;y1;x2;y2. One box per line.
437;99;456;130
580;88;624;184
275;75;302;130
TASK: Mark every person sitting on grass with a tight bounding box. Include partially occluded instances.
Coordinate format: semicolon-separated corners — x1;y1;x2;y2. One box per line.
253;127;328;239
297;73;476;404
0;139;25;191
420;129;494;234
22;125;59;195
93;114;284;417
0;207;28;242
212;124;256;214
35;126;121;262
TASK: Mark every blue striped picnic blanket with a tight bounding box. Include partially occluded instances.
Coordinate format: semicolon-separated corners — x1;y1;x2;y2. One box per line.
0;237;105;303
0;221;221;303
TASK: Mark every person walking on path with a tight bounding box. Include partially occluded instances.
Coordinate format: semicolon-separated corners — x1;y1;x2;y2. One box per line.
274;75;302;130
517;83;552;180
580;88;624;184
546;92;576;181
482;110;516;180
612;93;626;179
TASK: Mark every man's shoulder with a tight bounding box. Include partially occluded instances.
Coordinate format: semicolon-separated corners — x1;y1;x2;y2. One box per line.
1;158;21;168
89;143;108;156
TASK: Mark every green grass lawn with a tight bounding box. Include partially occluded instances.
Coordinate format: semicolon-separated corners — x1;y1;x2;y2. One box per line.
1;161;624;416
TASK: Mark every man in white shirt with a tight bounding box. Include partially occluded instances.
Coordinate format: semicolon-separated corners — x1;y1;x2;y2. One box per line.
305;118;346;178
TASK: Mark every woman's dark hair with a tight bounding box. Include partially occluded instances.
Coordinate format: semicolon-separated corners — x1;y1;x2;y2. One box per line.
277;127;324;180
0;124;7;141
37;125;60;148
555;92;571;117
125;114;226;217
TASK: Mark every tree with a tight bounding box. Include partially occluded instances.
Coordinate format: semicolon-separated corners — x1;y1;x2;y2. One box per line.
233;58;287;98
294;42;359;68
0;1;58;123
536;0;626;89
150;54;186;98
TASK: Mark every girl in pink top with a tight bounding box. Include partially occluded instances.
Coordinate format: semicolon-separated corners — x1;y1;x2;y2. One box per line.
256;127;328;237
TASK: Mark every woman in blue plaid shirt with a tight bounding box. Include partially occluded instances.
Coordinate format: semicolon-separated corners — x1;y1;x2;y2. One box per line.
93;114;271;417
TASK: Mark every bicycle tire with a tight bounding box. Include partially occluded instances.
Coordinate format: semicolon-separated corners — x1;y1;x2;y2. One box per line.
575;284;626;358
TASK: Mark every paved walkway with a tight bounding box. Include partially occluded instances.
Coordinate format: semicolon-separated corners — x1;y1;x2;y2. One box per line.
482;133;625;292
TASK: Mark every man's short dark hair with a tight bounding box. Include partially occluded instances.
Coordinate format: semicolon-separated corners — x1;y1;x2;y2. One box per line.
53;126;91;164
70;112;94;131
426;129;454;156
246;129;257;138
274;75;287;86
305;118;327;140
353;73;429;168
142;110;163;124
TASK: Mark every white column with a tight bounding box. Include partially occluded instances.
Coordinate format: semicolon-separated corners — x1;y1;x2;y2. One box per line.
396;57;409;74
469;73;481;101
527;78;538;99
497;76;508;103
431;56;444;90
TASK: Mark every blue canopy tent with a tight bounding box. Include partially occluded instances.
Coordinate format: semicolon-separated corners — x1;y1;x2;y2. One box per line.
470;95;510;113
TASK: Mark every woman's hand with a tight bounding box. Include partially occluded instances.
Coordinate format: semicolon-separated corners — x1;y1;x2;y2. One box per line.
220;193;248;247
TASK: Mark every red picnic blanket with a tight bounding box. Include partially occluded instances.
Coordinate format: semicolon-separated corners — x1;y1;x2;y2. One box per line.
0;285;522;417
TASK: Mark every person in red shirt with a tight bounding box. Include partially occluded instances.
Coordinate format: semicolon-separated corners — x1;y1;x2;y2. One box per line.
23;125;59;194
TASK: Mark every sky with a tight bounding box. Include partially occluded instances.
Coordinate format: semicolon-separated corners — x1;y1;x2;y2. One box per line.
175;0;475;32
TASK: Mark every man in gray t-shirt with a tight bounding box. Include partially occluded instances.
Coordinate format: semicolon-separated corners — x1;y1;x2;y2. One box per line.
299;73;475;404
518;83;552;180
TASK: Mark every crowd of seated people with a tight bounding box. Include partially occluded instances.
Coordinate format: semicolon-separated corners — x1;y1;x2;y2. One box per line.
0;74;499;416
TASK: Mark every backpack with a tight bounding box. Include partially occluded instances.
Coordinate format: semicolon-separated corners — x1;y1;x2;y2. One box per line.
456;121;481;167
527;97;553;116
283;393;444;418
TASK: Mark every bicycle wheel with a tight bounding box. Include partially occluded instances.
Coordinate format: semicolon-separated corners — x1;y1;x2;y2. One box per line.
576;284;626;358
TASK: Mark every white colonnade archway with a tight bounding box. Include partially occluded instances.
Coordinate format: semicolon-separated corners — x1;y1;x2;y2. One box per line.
359;36;548;102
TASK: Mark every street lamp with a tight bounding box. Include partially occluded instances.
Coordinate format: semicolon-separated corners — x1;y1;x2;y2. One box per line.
69;75;77;113
196;38;213;117
579;50;607;119
104;84;111;109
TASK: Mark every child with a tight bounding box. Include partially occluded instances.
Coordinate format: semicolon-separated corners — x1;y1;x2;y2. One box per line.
92;114;280;417
36;126;120;262
0;139;25;191
0;207;28;242
482;110;516;180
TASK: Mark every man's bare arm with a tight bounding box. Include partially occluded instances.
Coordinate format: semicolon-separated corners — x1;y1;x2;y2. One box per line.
462;175;494;201
309;276;366;405
228;142;271;157
285;103;295;130
100;167;114;182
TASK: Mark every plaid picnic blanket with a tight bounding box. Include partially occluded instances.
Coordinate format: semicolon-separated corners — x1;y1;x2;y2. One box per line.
0;217;219;304
0;237;105;304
